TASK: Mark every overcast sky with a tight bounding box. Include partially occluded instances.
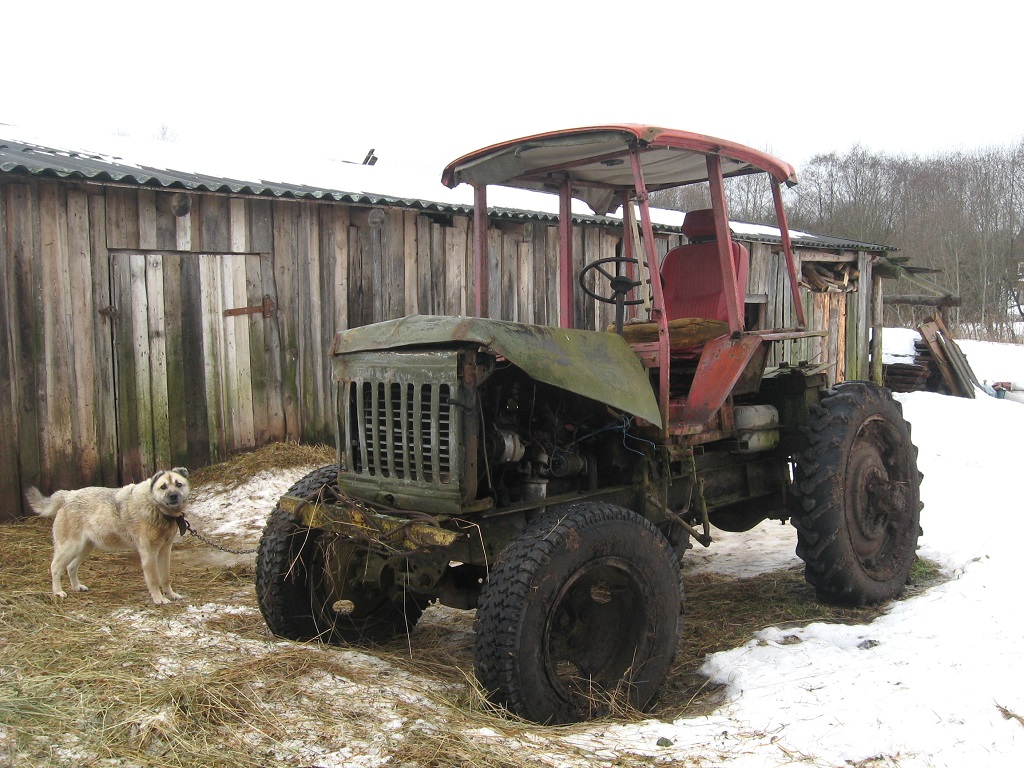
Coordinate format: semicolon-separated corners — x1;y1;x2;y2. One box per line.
5;0;1022;178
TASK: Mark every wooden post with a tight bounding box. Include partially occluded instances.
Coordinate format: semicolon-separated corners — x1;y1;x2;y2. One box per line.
473;184;489;318
871;269;884;385
558;179;573;329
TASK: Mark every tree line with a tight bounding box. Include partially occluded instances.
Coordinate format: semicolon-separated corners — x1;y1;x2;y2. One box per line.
654;139;1024;338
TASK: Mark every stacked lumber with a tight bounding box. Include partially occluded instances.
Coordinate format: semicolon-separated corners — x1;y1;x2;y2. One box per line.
884;315;981;397
883;361;931;392
801;262;858;292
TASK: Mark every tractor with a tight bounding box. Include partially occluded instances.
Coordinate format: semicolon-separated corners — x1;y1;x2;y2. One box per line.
255;125;922;724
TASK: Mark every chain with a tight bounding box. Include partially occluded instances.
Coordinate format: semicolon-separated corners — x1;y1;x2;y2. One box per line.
182;518;259;555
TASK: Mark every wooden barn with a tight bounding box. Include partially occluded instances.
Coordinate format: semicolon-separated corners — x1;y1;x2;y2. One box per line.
0;133;893;519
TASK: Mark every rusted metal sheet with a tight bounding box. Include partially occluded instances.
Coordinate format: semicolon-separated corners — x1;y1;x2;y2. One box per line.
331;315;663;427
680;335;768;425
280;494;465;550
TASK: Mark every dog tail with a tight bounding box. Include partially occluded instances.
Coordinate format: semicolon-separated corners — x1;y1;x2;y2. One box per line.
25;487;66;518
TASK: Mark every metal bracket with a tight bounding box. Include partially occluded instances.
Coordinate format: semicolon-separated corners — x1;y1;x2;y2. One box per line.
224;295;275;319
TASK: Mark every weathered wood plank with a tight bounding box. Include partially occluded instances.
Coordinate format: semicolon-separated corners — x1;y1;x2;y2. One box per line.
403;211;418;316
531;223;548;325
0;183;21;517
230;198;248;253
517;237;532;324
272;203;300;440
382;209;405;320
544;224;559;326
501;232;518;321
138;189;158;250
130;253;156;476
447;216;468;316
486;224;502;320
8;184;43;492
66;189;101;483
415;215;433;317
105;187;139;250
429;221;445;316
201;195;231;253
38;181;76;489
155;192;177;250
228;253;256;449
180;256;212;468
219;254;241;450
88;192;118;485
245;253;271;445
146;253;171;469
332;206;350;329
175;209;193;251
161;254;190;468
260;251;287;439
111;253;140;480
199;254;227;461
571;226;586;330
301;205;325;435
248;199;273;253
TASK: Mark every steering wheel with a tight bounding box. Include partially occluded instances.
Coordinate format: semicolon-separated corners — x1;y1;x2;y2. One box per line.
578;256;648;306
579;256;651;334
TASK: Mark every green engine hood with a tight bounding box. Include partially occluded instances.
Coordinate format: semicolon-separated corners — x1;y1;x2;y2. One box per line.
331;315;661;428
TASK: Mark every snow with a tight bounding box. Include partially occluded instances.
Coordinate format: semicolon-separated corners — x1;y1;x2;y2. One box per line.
74;329;1024;767
3;122;834;239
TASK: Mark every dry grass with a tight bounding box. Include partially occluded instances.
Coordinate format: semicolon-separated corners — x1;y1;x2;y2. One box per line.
0;443;942;767
187;441;335;491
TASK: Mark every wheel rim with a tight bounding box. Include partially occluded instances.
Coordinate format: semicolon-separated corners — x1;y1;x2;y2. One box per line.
846;415;913;580
310;535;393;628
542;557;648;711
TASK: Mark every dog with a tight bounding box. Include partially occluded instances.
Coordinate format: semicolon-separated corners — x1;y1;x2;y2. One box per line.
25;468;191;605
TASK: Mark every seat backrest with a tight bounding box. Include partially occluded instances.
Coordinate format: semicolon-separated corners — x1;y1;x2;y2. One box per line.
661;209;748;324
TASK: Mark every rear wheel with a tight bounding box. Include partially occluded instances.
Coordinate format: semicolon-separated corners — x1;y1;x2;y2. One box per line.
792;382;922;606
473;502;683;723
255;465;428;643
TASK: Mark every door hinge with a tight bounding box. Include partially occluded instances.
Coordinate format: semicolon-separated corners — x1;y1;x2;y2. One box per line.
224;295;275;319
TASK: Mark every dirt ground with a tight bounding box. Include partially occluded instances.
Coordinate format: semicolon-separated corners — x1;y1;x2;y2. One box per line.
0;455;885;768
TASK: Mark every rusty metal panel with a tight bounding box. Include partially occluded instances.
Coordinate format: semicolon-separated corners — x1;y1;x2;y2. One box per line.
331;315;662;427
680;335;768;426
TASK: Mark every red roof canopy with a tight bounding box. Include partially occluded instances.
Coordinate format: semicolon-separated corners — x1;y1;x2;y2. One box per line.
442;124;798;215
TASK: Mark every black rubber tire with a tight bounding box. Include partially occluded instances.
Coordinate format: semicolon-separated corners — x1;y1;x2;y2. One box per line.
255;464;428;644
792;382;923;606
473;502;683;724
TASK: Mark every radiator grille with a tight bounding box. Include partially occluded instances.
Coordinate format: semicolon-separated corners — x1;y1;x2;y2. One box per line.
347;381;453;483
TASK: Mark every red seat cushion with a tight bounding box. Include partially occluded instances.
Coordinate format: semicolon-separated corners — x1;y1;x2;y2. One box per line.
661;210;748;324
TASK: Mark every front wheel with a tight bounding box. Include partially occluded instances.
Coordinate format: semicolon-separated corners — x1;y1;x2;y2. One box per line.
255;464;428;644
792;382;923;606
473;502;683;723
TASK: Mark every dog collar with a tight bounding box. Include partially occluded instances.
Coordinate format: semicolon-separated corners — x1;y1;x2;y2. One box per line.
163;513;188;536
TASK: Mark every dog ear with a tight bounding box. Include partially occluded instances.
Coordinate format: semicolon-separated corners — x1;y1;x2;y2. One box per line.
171;467;189;478
149;470;165;487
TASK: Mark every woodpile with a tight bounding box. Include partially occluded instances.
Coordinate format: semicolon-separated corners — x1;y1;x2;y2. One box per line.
883;315;981;398
801;262;858;292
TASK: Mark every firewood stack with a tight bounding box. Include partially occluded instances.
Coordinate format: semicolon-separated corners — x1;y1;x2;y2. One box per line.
883;315;980;397
801;262;858;293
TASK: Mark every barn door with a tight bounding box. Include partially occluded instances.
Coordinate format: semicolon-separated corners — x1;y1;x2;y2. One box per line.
109;251;284;481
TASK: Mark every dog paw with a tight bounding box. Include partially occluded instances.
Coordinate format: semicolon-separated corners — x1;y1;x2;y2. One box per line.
167;591;185;601
53;590;68;599
72;584;89;592
151;595;172;605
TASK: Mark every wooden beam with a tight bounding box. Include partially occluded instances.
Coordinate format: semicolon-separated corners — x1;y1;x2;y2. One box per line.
884;295;961;307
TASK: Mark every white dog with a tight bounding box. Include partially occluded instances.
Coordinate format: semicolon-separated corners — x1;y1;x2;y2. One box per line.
26;468;191;605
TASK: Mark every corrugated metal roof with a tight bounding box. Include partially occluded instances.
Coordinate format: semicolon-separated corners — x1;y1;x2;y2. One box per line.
0;135;894;252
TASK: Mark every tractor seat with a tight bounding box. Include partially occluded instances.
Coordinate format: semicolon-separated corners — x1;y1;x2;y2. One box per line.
613;317;729;351
661;208;749;325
